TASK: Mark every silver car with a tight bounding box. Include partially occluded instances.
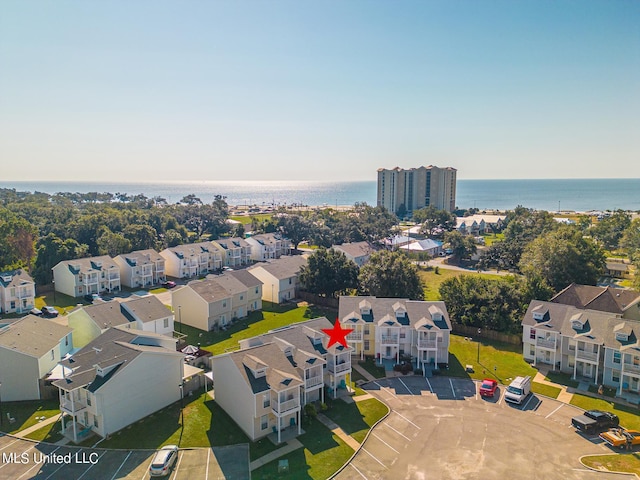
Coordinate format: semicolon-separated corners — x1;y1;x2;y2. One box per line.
149;445;178;477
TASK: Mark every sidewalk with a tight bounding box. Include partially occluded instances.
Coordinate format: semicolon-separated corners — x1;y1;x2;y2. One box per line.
317;413;360;451
533;369;574;403
352;363;376;382
249;438;303;471
13;413;61;439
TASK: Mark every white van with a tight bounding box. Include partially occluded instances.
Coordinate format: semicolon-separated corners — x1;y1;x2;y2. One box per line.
504;376;531;404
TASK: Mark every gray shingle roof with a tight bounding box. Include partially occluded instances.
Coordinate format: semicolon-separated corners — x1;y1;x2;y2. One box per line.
116;249;163;267
121;295;172;323
71;301;131;329
248;255;307;280
57;255;119;275
0;315;72;358
184;279;232;304
0;269;34;288
551;283;640;315
332;242;376;259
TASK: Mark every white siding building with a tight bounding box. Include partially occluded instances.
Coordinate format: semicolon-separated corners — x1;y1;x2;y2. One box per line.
52;256;121;298
247;256;307;304
114;249;166;288
0;269;36;314
160;242;223;279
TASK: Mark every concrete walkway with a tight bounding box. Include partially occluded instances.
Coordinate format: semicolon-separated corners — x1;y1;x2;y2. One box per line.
249;438;303;471
352;363;376;382
317;414;361;451
13;413;61;439
533;369;574;403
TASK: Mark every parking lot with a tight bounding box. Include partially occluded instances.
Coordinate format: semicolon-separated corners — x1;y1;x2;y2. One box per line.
0;436;249;480
335;376;631;480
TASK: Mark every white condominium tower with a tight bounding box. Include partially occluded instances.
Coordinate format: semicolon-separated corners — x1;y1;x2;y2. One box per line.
377;165;457;214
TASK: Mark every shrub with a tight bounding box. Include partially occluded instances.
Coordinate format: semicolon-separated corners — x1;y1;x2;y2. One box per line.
414;368;423;376
304;403;317;419
319;402;328;412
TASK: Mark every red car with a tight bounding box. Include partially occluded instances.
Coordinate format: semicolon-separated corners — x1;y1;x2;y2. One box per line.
479;379;498;397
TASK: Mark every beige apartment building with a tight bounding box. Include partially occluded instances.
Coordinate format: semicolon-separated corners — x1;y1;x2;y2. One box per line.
377;165;457;214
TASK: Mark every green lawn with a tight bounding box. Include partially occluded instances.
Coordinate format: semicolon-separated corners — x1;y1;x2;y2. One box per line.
88;393;278;461
184;303;337;355
582;453;640;476
570;393;640;431
418;268;503;301
229;214;273;225
36;291;84;314
531;382;561;399
482;233;505;246
149;287;168;294
544;371;579;388
252;418;354;480
356;358;386;379
24;419;64;444
2;399;60;435
323;398;389;443
447;334;537;384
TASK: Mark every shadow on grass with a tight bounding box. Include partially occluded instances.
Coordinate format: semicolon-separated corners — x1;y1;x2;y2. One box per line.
253;447;311;480
322;401;370;439
445;354;472;379
3;399;60;435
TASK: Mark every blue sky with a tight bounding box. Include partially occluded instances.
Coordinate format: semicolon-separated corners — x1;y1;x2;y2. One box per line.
1;0;638;182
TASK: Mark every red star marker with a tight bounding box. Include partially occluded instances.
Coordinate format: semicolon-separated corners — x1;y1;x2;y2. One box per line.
322;318;353;348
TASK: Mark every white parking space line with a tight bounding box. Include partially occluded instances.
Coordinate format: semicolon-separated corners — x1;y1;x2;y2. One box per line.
0;443;36;471
0;438;21;452
383;423;412;442
374;381;396;398
475;381;478;401
545;404;564;419
498;389;505;405
522;394;535;411
372;433;400;454
141;455;156;480
397;378;414;395
393;411;421;430
424;377;433;393
44;457;69;480
205;448;210;480
17;447;60;479
77;451;107;480
350;462;369;479
449;378;456;397
169;451;184;480
111;451;133;480
361;448;387;469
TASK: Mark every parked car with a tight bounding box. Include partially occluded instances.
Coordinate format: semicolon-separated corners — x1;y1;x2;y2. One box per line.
149;445;179;477
479;379;498;398
572;410;619;434
41;306;59;318
504;376;531;404
29;307;43;316
84;293;101;303
600;428;640;449
162;281;177;289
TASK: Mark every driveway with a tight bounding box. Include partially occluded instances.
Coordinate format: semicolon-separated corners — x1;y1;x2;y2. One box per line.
334;376;630;480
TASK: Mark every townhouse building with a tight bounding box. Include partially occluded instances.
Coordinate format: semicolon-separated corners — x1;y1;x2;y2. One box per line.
171;279;233;331
331;242;376;268
211;237;252;267
245;233;291;262
160;242;223;279
0;269;36;314
212;317;352;444
247;255;307;304
522;300;640;398
338;296;452;373
114;249;166;288
52;326;184;443
67;301;132;348
206;270;263;319
120;295;174;336
0;315;73;401
551;283;640;321
52;256;121;298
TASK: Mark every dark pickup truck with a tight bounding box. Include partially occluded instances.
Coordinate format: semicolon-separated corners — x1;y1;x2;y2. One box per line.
571;410;619;434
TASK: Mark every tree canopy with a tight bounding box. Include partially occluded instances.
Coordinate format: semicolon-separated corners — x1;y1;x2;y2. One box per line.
358;250;424;300
298;248;359;298
413;206;456;237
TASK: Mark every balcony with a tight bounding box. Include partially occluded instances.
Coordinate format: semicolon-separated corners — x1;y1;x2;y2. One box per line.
17;290;33;299
60;398;87;414
329;362;350;374
418;338;437;349
347;332;363;342
272;397;300;415
576;350;598;362
536;338;556;349
380;335;399;345
623;363;640;375
305;376;324;389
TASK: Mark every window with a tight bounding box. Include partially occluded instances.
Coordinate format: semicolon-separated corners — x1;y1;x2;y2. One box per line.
94;415;99;428
263;395;270;408
223;301;227;308
364;326;370;335
240;295;243;300
10;301;16;310
634;356;640;367
50;349;55;360
529;329;536;340
364;340;370;351
87;394;92;406
289;278;292;285
613;352;621;364
612;370;620;382
255;287;259;294
65;336;69;347
261;415;268;430
164;318;169;328
529;346;535;356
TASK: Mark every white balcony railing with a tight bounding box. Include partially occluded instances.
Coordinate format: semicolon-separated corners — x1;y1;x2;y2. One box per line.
61;398;87;414
418;339;437;349
272;398;300;415
623;363;640;374
536;338;556;349
305;376;324;389
576;350;598;362
380;335;399;344
330;362;350;374
347;332;363;342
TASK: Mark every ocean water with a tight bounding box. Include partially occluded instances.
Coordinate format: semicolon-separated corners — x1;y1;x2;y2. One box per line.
0;178;638;212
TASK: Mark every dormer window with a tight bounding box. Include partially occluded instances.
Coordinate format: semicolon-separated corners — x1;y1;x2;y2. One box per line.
570;312;584;329
532;305;548;321
253;368;266;378
615;332;629;342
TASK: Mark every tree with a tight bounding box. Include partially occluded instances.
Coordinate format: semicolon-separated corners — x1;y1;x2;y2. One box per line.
123;224;158;251
620;218;640;259
33;233;87;284
0;207;38;270
299;248;359;297
414;206;456;237
358;250;424;299
278;214;311;251
590;210;631;250
97;228;132;257
519;225;605;292
443;231;477;261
